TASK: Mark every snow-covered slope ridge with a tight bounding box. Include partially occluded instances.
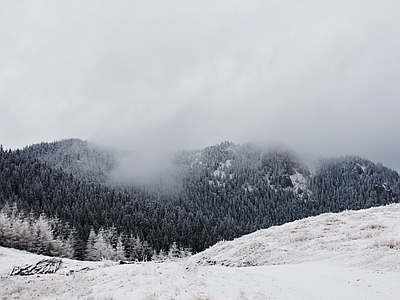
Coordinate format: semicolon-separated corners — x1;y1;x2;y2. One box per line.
194;203;400;270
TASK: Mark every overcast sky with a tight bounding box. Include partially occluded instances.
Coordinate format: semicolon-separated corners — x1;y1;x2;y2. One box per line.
1;1;400;170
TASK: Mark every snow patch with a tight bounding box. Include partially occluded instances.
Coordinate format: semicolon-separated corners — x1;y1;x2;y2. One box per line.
290;171;308;194
213;169;226;179
225;159;232;168
356;162;367;173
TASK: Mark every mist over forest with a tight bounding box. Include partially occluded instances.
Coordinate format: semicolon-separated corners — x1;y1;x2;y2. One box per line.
1;138;398;261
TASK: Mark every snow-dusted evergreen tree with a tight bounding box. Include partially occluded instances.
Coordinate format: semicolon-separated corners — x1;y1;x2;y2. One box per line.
0;207;12;246
85;228;97;261
85;228;126;261
92;228;114;260
62;231;76;259
168;242;180;260
152;249;168;262
33;215;55;255
12;216;32;251
115;235;126;261
124;235;152;261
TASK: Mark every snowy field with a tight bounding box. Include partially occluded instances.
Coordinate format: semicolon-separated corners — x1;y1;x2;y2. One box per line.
1;204;400;299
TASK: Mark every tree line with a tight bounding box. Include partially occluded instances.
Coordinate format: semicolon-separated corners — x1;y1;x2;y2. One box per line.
1;141;399;261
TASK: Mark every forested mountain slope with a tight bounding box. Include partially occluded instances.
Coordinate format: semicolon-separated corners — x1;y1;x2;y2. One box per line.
0;146;140;259
1;140;399;261
21;139;117;185
311;156;399;213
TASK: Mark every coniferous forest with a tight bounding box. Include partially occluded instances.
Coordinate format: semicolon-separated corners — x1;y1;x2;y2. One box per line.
0;139;399;261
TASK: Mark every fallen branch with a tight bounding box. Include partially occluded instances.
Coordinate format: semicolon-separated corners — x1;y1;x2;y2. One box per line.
119;260;137;265
10;258;62;276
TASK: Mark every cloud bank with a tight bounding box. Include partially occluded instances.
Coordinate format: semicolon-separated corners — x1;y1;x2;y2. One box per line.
1;1;399;170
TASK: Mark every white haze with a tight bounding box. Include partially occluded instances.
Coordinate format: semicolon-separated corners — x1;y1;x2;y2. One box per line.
109;150;182;193
1;1;400;171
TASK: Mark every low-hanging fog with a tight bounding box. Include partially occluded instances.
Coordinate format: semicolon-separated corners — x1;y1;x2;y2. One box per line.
108;150;179;190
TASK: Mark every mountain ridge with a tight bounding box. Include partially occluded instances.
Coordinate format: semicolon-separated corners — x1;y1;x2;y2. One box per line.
1;138;399;259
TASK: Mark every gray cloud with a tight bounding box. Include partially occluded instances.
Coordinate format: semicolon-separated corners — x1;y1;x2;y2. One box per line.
1;1;400;170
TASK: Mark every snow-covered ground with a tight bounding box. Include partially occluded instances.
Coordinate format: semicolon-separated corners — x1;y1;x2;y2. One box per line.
1;204;400;299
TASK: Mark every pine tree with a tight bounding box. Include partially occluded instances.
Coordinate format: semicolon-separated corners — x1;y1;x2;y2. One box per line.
115;235;126;261
85;228;97;261
168;242;180;260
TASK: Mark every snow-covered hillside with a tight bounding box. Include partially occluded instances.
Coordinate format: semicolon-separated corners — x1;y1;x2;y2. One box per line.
194;203;400;270
1;204;400;299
